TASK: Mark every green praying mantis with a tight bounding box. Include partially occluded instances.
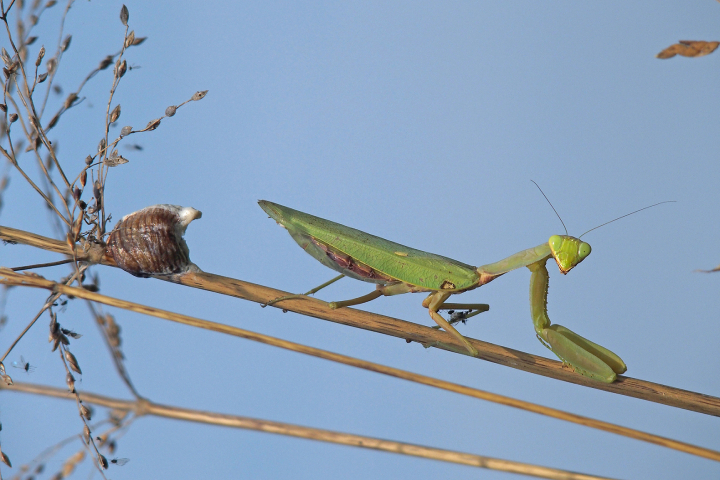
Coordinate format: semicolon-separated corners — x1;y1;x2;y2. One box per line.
259;194;671;383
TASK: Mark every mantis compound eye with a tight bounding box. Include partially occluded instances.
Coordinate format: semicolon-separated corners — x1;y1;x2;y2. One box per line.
577;242;591;262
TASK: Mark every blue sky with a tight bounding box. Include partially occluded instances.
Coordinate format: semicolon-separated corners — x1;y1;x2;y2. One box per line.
1;1;719;479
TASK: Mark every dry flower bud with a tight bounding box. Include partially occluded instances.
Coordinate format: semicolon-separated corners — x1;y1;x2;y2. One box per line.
165;105;177;117
125;30;135;48
120;125;132;136
80;404;92;420
46;0;57;7
85;155;93;165
64;93;78;109
104;155;129;167
26;36;38;45
47;113;59;129
61;35;72;52
36;46;45;66
38;72;48;83
117;59;127;77
110;104;121;123
132;36;147;46
99;55;113;70
73;186;81;201
0;450;11;467
78;200;87;210
46;57;56;74
64;350;82;374
0;104;5;112
9;113;17;123
145;118;161;130
98;453;108;470
106;204;202;277
83;425;91;443
97;137;106;154
1;374;12;386
66;372;75;391
120;5;129;25
80;169;87;187
192;90;208;101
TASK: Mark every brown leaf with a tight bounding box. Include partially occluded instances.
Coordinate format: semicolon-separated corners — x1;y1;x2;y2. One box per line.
656;40;720;59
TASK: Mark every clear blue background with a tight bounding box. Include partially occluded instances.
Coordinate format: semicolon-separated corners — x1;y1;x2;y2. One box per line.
1;1;719;479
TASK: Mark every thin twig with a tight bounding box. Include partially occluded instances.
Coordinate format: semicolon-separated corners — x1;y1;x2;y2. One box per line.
2;381;621;480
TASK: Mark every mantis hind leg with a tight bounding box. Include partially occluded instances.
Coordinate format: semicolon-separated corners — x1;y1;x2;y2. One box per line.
262;274;345;307
424;292;479;357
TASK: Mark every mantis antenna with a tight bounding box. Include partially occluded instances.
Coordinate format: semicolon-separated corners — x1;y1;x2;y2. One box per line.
531;180;568;235
578;200;676;238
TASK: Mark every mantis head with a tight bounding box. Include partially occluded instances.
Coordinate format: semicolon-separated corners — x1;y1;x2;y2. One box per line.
548;235;591;275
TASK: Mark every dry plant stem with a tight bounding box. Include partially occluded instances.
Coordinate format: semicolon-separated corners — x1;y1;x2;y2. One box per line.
0;270;717;463
3;382;619;480
0;225;719;416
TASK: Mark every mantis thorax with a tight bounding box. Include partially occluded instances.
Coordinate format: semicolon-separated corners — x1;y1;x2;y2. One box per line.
548;235;591;275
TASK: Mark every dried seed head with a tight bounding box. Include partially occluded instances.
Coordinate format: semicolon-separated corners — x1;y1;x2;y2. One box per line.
83;425;91;443
66;372;75;391
110;104;121;123
145;118;161;131
38;72;48;83
1;374;11;386
47;113;59;129
64;93;77;109
99;55;113;70
106;205;202;277
46;57;56;74
104;153;129;167
132;36;147;46
8;113;17;123
64;350;82;374
120;5;129;25
116;59;127;77
97;137;106;154
192;90;208;101
80;169;87;187
125;30;135;48
80;404;92;420
36;45;45;66
98;453;108;470
61;35;72;52
1;449;11;467
120;125;132;137
164;105;176;117
73;186;81;201
0;104;5;112
85;155;93;165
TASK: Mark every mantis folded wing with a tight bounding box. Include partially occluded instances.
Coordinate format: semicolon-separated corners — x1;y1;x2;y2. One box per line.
259;201;627;383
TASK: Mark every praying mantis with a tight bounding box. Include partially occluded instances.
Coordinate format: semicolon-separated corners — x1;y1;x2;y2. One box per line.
259;195;670;383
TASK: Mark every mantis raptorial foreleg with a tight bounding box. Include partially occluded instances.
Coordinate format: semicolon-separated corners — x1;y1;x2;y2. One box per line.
528;259;626;382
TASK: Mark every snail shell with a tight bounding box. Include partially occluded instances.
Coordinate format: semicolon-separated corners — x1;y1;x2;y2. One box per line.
106;204;202;277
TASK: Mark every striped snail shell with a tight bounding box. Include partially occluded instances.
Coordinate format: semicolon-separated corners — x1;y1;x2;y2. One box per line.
106;204;202;278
